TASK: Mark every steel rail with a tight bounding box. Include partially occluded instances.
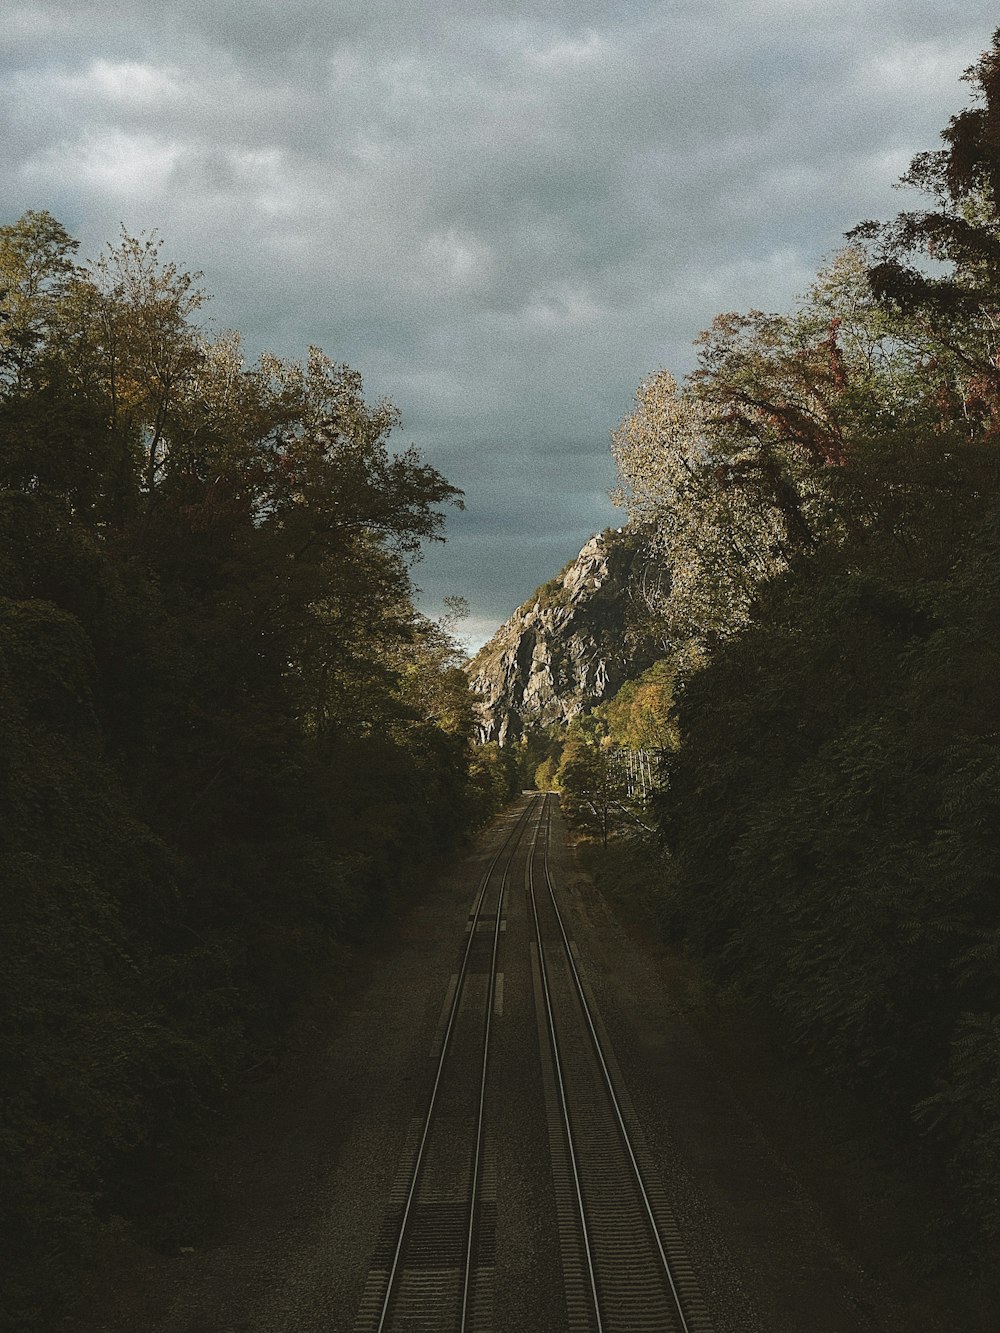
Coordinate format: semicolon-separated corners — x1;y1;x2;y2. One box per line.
526;800;605;1331
460;792;546;1329
538;793;692;1333
375;792;540;1333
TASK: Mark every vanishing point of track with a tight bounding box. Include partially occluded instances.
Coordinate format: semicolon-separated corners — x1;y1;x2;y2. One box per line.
355;792;712;1332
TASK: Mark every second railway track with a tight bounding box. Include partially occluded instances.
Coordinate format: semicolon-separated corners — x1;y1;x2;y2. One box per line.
528;794;712;1333
355;792;711;1333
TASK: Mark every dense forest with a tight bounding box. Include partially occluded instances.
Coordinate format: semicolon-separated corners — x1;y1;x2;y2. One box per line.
0;217;516;1327
551;32;1000;1264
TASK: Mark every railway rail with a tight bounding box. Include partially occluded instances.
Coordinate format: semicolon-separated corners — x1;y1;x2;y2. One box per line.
354;795;542;1332
529;794;710;1332
355;792;710;1332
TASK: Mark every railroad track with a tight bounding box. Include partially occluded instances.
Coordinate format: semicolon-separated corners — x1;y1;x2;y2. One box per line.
354;794;543;1333
529;793;711;1333
355;792;711;1332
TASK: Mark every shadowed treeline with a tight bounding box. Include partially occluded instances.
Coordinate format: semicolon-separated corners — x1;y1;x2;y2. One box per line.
0;220;515;1328
554;31;1000;1268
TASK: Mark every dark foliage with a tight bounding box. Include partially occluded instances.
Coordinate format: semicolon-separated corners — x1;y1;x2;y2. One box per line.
622;30;1000;1261
0;217;493;1328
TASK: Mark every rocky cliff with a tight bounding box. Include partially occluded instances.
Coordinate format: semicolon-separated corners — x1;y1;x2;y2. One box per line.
467;528;657;743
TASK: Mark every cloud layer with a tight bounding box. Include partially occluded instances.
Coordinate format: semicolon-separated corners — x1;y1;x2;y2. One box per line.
3;2;997;647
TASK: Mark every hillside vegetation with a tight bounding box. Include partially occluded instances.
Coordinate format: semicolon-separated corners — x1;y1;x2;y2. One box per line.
554;32;1000;1261
0;218;514;1328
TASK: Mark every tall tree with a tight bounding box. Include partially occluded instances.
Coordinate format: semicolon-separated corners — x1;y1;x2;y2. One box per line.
851;33;1000;432
0;210;80;391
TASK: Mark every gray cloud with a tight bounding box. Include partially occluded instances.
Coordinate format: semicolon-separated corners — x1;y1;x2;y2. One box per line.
3;1;997;647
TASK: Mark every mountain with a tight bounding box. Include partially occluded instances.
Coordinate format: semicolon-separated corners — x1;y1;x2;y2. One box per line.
467;528;658;743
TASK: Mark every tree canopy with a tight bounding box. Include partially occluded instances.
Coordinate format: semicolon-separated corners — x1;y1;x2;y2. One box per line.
601;28;1000;1267
0;215;504;1329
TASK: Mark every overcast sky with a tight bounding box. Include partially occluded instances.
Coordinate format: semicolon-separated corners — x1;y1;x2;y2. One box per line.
3;3;997;649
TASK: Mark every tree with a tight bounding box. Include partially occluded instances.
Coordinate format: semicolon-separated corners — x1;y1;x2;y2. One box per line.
851;31;1000;434
88;230;206;495
611;243;955;664
556;726;623;845
0;210;80;391
641;28;1000;1264
0;211;477;1327
610;367;784;654
593;660;678;752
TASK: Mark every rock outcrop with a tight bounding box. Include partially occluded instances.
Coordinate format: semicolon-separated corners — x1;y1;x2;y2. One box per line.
467;528;657;743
